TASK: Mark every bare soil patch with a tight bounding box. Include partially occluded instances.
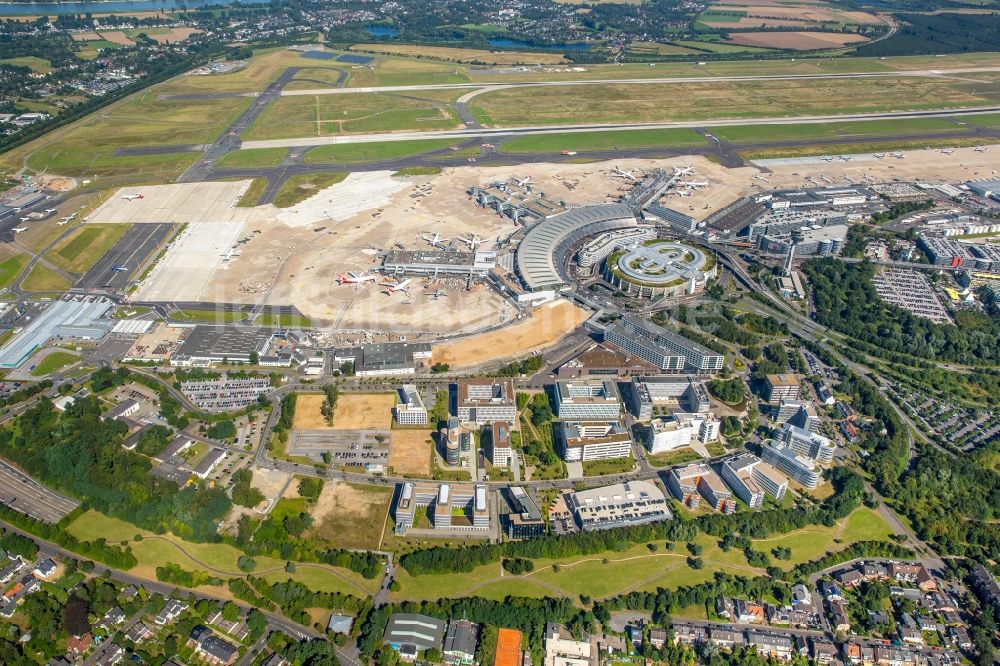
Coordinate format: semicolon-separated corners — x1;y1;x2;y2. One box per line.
333;393;395;430
97;31;135;45
309;480;393;550
71;32;102;41
389;430;433;477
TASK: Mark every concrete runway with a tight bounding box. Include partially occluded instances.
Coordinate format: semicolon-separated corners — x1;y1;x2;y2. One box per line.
76;222;174;290
0;459;79;524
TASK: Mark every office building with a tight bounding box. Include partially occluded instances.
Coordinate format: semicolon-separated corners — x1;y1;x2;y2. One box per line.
781;425;835;464
646;412;719;454
489;421;514;466
555;342;659;379
624;375;710;419
455;379;516;424
761;441;822;488
666;464;735;513
504;486;545;539
560;422;633;462
720;454;788;509
394;483;490;536
566;480;672;531
787;404;819;433
395;384;428;425
764;374;801;403
553;379;622;421
604;316;724;374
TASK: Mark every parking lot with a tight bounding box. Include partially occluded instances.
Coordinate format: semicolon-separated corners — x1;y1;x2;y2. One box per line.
0;459;79;523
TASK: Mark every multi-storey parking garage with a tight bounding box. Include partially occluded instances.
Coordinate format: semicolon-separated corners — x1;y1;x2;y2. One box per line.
515;203;638;292
604;239;716;299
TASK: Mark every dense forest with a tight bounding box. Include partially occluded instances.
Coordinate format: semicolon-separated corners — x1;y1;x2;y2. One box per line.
803;258;1000;366
857;13;1000;56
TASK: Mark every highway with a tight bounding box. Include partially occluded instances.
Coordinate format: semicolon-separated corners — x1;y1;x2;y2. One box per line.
240;104;1000;150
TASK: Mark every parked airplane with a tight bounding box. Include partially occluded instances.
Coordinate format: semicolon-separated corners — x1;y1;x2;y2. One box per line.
612;166;636;181
57;219;70;226
122;193;144;201
672;166;695;176
458;234;486;250
678;181;709;188
43;209;56;215
820;156;834;162
381;278;412;295
513;176;532;187
428;289;447;300
337;271;376;285
561;150;577;156
12;228;26;234
940;148;954;155
974;146;988;153
220;248;241;261
112;265;128;272
422;232;449;247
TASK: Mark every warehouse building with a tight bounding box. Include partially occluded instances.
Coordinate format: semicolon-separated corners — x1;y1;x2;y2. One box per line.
553;379;622;421
720;454;788;509
171;326;276;367
454;379;516;424
333;342;431;377
0;298;113;369
559;421;633;462
624;375;710;419
383;250;497;277
604;316;724;373
395;384;428;425
566;480;671;531
384;613;446;656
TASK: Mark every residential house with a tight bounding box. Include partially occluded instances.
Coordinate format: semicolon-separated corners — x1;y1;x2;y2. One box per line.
672;624;706;647
544;623;590;666
155;599;187;625
189;626;239;666
708;627;743;649
66;633;93;657
810;638;837;664
733;599;765;624
125;622;152;644
32;559;57;580
648;627;666;649
96;643;124;666
746;632;793;662
443;619;479;666
102;606;126;629
835;568;863;588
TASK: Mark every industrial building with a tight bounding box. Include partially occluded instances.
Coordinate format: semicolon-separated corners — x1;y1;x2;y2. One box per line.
565;480;671;531
918;236;1000;271
624;375;710;419
761;440;823;488
559;421;633;462
604;316;724;373
758;224;848;256
503;486;545;539
394;482;490;536
0;298;114;369
553;379;622;421
171;326;276;367
395;384;428;425
764;374;801;403
333;342;432;377
720;454;788;509
516;203;637;292
383;250;497;277
966;178;1000;201
454;379;516;424
489;421;513;466
180;376;271;412
666;464;735;513
384;613;446;656
646;412;719;453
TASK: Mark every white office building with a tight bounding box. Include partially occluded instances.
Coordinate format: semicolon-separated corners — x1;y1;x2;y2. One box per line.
761;440;822;488
781;425;835;464
554;379;622;421
561;422;633;462
720;454;788;509
604;316;724;374
646;412;719;454
395;384;428;425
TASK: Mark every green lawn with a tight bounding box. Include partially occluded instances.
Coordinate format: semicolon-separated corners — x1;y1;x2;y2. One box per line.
582;457;636;477
646;448;701;468
272;172;348;208
30;351;79;377
256;312;312;328
303;139;456;164
21;264;71;292
501;129;707;154
839;507;895;542
967;112;1000;129
235;178;268;207
50;224;129;273
0;56;53;73
0;254;27;289
393;166;442;177
742;136;989;160
711;117;971;144
168;308;247;323
217;148;288;168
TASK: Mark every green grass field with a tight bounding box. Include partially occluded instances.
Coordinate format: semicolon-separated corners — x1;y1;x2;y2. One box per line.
50;224;129;273
235;178;268;207
303;139;456;164
30;352;79;377
255;312;312;328
217;147;288;168
501;128;707;154
710;117;971;144
0;56;53;73
582;457;636;476
21;264;71;292
742;136;989;160
968;112;1000;129
168;309;247;323
393;166;443;176
272;172;347;207
0;253;27;289
646;448;701;468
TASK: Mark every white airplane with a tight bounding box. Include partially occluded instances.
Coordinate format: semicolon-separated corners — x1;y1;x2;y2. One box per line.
820;156;834;162
43;209;56;215
337;271;376;286
612;167;636;181
12;227;26;234
381;278;412;295
839;155;852;161
458;234;486;250
974;146;988;153
220;248;241;261
873;153;886;159
513;176;532;187
672;166;695;176
57;219;70;226
422;232;449;248
940;149;954;155
679;181;709;188
121;193;144;201
112;265;128;273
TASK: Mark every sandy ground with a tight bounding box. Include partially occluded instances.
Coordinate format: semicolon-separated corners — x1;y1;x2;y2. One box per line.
332;393;395;430
432;299;590;368
292;394;337;430
389;430;433;476
98;31;135;46
309;480;393;550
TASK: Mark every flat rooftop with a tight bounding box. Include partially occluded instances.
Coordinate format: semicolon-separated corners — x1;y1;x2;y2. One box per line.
174;326;275;360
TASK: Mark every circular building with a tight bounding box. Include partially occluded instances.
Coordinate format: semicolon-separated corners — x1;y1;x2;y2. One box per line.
603;239;716;299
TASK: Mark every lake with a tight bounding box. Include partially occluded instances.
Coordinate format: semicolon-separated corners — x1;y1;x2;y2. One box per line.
365;25;400;38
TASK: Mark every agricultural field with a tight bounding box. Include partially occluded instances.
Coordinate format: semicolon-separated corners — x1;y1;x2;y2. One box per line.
244;91;463;141
48;224;129;273
303;139;457;164
272;172;347;208
501;128;707;153
469;75;1000;126
727;31;869;50
0;90;251;183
